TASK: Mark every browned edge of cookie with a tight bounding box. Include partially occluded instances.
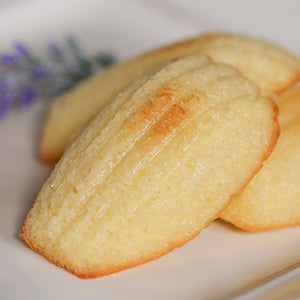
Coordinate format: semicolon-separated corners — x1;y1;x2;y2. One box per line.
19;95;280;278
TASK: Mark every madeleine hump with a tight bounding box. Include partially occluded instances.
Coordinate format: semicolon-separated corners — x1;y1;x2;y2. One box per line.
40;32;298;162
20;55;279;278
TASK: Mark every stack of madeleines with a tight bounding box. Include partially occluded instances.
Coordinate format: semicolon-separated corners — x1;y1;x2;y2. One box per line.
20;33;300;278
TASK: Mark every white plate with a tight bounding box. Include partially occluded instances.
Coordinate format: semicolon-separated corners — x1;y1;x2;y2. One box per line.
1;1;300;299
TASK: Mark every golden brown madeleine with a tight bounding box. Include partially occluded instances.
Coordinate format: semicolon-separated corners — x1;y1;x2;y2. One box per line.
21;56;279;278
221;84;300;231
40;33;299;162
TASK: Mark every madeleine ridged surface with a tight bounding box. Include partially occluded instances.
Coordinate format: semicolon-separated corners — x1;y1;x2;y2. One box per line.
20;56;278;278
40;33;298;161
221;85;300;231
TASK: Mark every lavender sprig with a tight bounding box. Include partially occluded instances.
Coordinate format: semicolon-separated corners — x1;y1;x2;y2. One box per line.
0;37;116;118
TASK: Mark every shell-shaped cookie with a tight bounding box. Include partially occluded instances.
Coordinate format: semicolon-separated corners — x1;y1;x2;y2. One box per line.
221;85;300;231
20;55;278;278
40;33;298;162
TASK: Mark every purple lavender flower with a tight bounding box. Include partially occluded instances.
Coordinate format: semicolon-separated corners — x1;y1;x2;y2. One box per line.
0;83;12;118
0;37;116;119
19;86;36;108
48;42;64;61
1;54;18;65
13;42;30;57
32;65;49;78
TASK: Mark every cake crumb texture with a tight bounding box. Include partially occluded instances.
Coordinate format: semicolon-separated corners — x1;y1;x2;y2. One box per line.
21;56;279;278
40;33;298;162
221;84;300;231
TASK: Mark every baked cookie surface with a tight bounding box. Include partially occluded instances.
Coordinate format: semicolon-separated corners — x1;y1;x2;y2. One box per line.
221;85;300;231
20;56;278;278
40;33;298;162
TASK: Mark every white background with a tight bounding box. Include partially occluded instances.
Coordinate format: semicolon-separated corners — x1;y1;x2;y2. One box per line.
0;1;300;299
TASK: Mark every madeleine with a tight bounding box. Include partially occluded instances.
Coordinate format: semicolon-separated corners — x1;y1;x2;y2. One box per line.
221;85;300;231
21;56;278;278
40;33;297;161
